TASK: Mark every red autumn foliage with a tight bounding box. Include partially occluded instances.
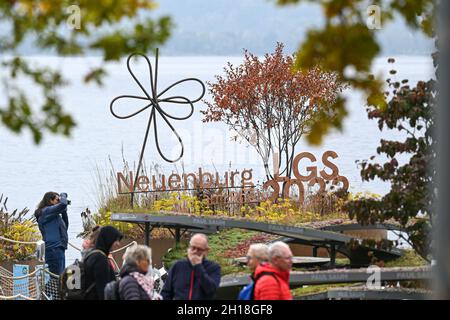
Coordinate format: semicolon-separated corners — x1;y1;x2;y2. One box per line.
202;43;346;180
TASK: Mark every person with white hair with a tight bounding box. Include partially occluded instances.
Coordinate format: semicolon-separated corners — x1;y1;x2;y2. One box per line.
117;244;161;300
237;243;269;300
253;241;293;300
161;233;221;300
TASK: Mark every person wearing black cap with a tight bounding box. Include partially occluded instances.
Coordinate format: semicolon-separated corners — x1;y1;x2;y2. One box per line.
83;225;123;300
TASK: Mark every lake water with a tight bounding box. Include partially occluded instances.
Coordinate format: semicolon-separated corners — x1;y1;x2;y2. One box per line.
0;55;434;263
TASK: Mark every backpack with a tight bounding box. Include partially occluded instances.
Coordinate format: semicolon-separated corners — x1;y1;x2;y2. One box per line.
59;249;106;300
104;279;121;300
238;271;280;300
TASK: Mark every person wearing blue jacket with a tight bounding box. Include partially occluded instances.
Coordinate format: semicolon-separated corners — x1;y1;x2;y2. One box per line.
161;233;221;300
237;243;269;300
34;191;69;275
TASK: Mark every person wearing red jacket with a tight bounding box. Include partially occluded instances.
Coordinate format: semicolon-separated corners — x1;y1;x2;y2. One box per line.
253;241;293;300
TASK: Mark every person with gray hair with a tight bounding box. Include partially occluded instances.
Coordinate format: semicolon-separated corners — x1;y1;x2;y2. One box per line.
238;243;269;300
247;243;269;272
161;233;221;300
117;244;161;300
253;241;293;300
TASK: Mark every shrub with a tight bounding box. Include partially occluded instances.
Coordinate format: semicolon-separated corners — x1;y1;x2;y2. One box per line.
0;195;40;262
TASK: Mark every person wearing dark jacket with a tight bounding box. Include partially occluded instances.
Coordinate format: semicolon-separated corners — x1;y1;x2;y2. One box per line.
161;233;221;300
34;192;69;275
84;226;123;300
118;245;161;300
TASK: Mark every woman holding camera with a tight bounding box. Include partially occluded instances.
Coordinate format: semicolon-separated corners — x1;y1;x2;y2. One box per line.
34;192;70;275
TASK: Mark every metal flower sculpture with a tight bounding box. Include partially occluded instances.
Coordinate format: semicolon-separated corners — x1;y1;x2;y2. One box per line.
110;49;205;204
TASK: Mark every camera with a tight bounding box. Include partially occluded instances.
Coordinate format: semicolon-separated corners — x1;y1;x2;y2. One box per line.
67;200;71;205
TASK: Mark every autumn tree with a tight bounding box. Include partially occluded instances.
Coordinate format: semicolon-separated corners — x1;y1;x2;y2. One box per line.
275;0;438;264
275;0;435;144
0;0;172;143
344;56;437;262
202;43;346;181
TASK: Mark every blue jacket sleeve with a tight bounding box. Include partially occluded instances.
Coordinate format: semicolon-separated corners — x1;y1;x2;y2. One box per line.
161;263;175;300
194;263;221;298
39;194;68;225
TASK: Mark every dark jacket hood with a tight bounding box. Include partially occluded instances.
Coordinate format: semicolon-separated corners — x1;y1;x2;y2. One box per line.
95;226;123;254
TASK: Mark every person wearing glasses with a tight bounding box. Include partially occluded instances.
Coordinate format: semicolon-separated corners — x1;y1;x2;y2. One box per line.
161;233;221;300
253;241;293;300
